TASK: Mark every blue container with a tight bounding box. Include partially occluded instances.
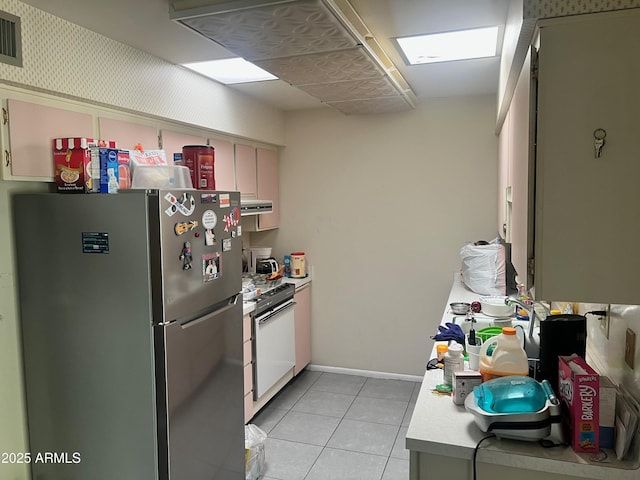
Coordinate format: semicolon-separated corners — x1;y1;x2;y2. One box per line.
284;255;291;277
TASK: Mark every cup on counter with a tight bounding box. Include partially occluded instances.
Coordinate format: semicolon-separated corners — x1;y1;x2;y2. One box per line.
466;336;482;371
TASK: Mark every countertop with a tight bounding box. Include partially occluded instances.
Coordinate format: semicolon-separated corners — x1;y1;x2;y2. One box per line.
242;275;312;316
405;273;640;479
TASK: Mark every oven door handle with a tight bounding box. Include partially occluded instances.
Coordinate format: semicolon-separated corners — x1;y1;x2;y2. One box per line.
257;301;296;325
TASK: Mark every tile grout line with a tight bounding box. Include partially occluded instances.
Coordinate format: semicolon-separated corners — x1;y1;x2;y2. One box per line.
257;372;416;480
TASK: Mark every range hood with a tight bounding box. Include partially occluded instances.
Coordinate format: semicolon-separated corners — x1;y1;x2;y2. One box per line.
240;197;273;216
169;0;416;115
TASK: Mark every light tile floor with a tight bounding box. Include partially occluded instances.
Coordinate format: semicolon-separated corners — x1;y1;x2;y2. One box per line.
251;370;420;480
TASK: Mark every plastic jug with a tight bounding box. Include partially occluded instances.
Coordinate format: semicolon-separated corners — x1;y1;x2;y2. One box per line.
479;327;528;382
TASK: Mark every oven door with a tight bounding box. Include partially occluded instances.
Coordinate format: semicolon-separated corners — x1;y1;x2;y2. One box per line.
253;300;296;399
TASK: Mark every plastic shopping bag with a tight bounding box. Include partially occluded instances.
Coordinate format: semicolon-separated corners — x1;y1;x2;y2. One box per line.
460;239;506;296
245;424;267;480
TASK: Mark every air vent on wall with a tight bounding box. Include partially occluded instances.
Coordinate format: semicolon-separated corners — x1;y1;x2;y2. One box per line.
0;10;22;67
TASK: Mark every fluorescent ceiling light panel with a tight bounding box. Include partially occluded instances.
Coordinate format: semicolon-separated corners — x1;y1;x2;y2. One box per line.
397;26;499;65
182;58;277;84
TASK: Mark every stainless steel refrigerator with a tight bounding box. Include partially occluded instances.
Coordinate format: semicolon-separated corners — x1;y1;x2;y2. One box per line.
13;189;244;480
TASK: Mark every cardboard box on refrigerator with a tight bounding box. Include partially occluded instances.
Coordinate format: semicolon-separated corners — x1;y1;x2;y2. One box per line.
99;148;131;193
558;355;599;453
53;138;116;193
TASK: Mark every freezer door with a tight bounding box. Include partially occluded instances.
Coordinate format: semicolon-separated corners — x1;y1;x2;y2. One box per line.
156;190;242;323
13;192;159;480
155;296;244;479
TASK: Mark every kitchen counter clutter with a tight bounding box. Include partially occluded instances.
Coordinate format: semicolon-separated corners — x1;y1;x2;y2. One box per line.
406;273;640;480
242;275;311;315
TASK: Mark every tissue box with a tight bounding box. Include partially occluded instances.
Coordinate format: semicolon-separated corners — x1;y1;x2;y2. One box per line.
558;355;599;453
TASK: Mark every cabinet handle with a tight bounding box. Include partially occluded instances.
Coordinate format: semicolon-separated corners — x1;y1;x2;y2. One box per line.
4;150;10;167
2;108;7;125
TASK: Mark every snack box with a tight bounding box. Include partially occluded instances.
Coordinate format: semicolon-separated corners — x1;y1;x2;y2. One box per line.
452;370;482;405
599;376;616;449
53;138;117;193
99;148;131;193
558;355;599;453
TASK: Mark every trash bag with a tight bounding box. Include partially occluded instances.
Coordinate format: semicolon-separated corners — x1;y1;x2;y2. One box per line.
245;424;267;480
460;239;506;296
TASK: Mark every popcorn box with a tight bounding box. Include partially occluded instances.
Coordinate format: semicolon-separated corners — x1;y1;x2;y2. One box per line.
99;148;131;193
53;138;116;193
558;355;599;453
452;370;482;405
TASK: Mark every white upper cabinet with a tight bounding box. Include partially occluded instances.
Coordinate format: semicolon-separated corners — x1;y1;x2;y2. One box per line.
2;98;94;180
534;11;640;304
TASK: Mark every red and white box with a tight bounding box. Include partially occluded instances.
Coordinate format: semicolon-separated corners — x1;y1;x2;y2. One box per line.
558;355;599;453
53;138;117;193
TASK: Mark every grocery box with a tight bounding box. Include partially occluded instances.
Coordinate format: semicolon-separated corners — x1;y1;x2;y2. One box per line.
558;355;599;453
599;376;616;449
99;148;131;193
53;138;116;193
452;370;482;405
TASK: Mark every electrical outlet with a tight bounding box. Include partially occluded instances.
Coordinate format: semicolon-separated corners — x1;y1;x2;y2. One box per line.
598;305;610;339
625;328;636;369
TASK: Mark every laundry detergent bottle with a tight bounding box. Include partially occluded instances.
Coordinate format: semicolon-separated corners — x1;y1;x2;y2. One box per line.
479;327;528;382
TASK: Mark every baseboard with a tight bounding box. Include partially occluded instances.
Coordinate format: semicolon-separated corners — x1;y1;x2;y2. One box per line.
306;364;423;383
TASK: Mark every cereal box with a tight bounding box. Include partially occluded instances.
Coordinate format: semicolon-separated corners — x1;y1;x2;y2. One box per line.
53;138;117;193
558;355;599;453
99;148;131;193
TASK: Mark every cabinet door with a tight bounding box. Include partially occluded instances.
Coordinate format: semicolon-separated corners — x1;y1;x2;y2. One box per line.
509;48;535;290
293;285;311;374
234;143;257;197
208;138;235;191
535;12;640;304
256;147;280;230
98;117;158;151
161;129;206;164
5;99;94;179
497;108;510;241
242;314;254;422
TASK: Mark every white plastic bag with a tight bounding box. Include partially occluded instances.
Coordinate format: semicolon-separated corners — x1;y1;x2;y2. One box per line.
245;424;267;480
460;239;506;296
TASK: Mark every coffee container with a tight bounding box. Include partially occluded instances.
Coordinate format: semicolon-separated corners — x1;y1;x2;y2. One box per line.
290;252;306;278
182;145;215;190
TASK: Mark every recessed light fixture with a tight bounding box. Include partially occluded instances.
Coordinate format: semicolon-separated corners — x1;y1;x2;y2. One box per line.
182;58;277;84
397;26;499;65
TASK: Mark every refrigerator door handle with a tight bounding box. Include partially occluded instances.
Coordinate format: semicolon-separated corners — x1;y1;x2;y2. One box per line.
180;294;240;330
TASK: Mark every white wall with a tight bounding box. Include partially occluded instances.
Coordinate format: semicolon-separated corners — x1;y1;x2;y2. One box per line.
254;95;499;376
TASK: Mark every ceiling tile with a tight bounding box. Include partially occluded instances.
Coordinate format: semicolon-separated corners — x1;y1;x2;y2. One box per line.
298;77;399;102
255;47;384;86
327;96;412;115
177;0;357;61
